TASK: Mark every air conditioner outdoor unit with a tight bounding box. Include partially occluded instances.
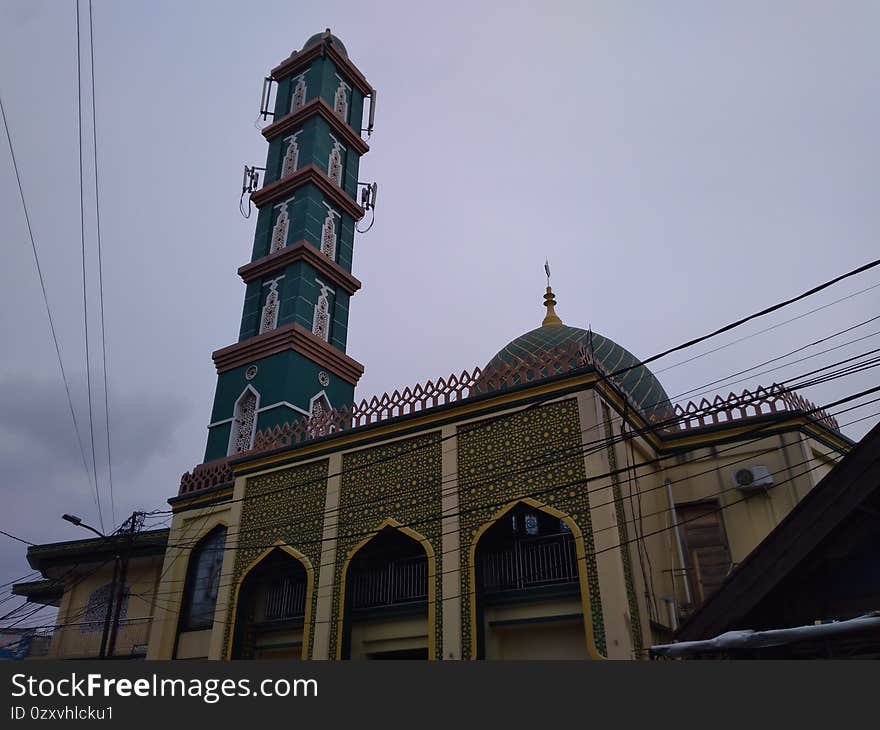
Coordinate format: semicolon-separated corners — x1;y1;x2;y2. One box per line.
731;465;774;491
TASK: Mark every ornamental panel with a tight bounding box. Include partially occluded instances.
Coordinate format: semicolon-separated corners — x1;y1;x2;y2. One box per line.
223;459;329;658
456;399;606;658
329;432;443;659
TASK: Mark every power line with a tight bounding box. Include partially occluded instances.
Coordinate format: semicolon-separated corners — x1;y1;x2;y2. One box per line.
167;262;880;523
0;529;35;546
75;0;104;533
0;85;99;520
88;0;115;527
654;281;880;375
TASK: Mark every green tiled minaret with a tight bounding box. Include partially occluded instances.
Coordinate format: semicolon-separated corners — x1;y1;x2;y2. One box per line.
204;30;374;462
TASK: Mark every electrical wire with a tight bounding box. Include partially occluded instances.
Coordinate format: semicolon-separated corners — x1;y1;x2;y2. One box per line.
75;0;104;533
0;86;100;527
88;0;116;527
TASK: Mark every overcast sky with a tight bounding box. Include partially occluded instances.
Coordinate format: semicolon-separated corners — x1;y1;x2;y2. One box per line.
1;0;878;623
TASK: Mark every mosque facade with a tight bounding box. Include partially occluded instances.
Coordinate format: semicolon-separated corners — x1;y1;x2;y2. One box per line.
13;31;849;660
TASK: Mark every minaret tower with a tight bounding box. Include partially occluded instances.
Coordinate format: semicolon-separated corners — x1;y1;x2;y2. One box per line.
204;30;374;461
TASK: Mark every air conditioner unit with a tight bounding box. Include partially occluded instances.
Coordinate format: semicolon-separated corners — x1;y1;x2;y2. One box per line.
731;465;773;491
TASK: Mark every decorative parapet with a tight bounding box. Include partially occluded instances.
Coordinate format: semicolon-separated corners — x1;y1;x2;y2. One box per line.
664;383;840;434
178;457;234;496
177;344;841;495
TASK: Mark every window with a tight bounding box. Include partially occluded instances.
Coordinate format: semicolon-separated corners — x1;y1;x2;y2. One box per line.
281;134;300;178
290;74;307;112
312;284;332;342
320;208;339;260
81;582;129;633
269;201;290;254
327;141;343;186
229;387;258;455
181;527;227;631
259;281;280;334
333;80;349;121
676;501;733;605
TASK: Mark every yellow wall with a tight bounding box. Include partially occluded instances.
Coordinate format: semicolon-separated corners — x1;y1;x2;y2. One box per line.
348;615;429;659
50;555;163;659
141;379;846;660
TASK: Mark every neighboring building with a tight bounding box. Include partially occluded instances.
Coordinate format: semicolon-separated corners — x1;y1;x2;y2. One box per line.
13;31;852;660
651;422;880;659
13;530;168;660
0;628;51;660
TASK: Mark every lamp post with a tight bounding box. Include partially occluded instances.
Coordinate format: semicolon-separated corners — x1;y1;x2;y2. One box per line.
61;514;121;659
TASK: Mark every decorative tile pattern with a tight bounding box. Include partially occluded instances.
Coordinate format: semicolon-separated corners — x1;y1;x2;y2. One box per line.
329;433;443;659
327;140;343;186
259;281;280;334
312;283;331;342
270;202;290;254
457;399;606;658
281;133;300;178
223;460;329;658
231;389;258;454
601;408;643;655
291;74;307;112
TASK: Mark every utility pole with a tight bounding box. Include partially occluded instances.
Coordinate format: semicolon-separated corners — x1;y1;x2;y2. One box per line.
106;511;144;658
98;553;120;659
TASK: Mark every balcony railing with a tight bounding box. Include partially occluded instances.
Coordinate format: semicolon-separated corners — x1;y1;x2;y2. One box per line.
348;556;428;610
263;577;307;621
479;533;579;594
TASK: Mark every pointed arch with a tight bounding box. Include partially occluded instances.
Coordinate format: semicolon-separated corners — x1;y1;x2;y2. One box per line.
335;517;437;660
225;540;315;660
178;524;228;634
467;497;605;660
228;385;260;456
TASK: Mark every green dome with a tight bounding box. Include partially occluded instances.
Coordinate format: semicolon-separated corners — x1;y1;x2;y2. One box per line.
484;324;672;419
302;30;348;57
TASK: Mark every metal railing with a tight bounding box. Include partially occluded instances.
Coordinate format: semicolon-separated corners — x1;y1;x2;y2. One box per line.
480;532;579;593
348;556;428;610
263;577;307;621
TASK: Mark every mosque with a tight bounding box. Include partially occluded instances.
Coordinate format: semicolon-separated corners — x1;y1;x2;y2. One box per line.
13;31;848;660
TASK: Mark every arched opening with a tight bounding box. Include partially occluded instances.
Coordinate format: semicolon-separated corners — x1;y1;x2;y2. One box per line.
231;548;310;660
228;387;259;456
341;526;430;660
474;502;589;659
175;526;227;659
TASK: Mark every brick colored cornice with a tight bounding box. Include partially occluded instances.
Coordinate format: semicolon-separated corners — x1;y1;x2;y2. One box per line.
238;240;362;295
212;322;365;385
262;97;369;156
251;164;364;220
271;43;373;97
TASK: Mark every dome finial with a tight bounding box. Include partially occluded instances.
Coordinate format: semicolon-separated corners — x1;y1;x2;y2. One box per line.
542;260;563;327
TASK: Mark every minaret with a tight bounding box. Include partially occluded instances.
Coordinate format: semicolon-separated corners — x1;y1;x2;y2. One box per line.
204;30;373;461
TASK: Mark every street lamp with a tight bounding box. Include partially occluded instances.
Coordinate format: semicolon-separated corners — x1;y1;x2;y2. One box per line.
61;514;106;539
61;513;118;658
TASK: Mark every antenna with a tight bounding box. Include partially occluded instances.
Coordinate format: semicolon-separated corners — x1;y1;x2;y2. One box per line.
363;89;377;137
358;181;379;211
356;180;379;233
258;76;276;121
239;165;266;218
